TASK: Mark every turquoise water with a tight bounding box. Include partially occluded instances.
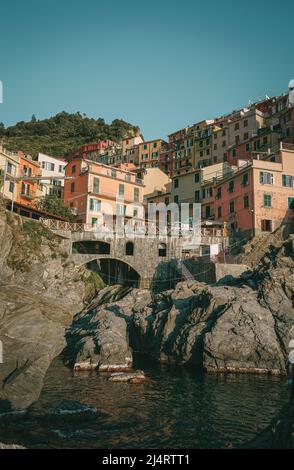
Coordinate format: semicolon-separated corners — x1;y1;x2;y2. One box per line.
0;357;290;449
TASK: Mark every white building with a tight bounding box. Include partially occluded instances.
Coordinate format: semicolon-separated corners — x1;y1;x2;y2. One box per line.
37;153;66;198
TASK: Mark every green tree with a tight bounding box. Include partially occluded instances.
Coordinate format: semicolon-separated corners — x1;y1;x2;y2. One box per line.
36;196;74;222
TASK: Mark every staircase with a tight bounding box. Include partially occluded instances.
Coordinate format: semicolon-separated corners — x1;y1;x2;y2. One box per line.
177;259;195;282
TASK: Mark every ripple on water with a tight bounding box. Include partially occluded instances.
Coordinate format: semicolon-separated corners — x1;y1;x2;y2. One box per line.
0;357;289;449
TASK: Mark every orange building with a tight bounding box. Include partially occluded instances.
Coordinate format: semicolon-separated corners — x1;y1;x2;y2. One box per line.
64;158;145;226
214;145;294;237
138;139;166;169
16;154;42;207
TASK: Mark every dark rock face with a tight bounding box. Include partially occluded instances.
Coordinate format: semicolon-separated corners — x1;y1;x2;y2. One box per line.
66;287;151;371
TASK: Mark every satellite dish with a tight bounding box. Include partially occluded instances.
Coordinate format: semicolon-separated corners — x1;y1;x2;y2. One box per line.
288;79;294;107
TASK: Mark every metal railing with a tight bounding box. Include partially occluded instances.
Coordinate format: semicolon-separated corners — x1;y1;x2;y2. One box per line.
40;217;226;239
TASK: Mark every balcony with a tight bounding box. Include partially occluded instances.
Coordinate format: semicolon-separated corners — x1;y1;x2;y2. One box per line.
20;189;37;200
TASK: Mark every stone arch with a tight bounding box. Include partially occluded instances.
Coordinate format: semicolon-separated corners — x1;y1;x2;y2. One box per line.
92;257;141;287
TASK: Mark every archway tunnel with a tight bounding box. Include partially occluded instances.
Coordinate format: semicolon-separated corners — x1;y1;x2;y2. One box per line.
88;258;140;288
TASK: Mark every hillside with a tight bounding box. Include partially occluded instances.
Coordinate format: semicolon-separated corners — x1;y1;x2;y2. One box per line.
0;112;140;157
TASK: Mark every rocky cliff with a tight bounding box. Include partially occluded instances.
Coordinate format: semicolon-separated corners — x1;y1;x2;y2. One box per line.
0;201;100;411
66;235;294;376
1;197;293;413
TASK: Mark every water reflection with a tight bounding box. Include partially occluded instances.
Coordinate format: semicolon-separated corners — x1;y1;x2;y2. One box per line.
0;356;289;449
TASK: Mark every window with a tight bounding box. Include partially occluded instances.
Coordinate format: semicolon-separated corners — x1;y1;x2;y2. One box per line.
217;206;222;218
206;148;210;155
158;243;167;257
232;149;236;158
217;187;222;199
134;187;139;203
153;142;157;148
116;204;126;216
202;187;213;199
244;195;249;209
92;217;98;226
93;177;100;194
260;172;274;185
9;182;14;193
246;143;250;152
195;190;200;202
90;198;101;212
282;175;294;188
261;220;272;232
119;184;125;197
71;182;75;193
59;165;63;173
174;178;179;189
174;195;179;204
126;241;134;256
242;173;249;186
222;141;226;147
229;200;235;214
111;169;117;178
235;123;240;130
205;206;211;219
200;151;204;157
42;162;55;171
228;181;234;193
133;208;138;218
72;165;76;174
244;132;249;140
214;144;217;150
144;144;148;150
164;197;170;205
244;119;248;127
264;194;272;208
222;130;226;136
235;135;240;145
143;153;148;160
7;162;15;175
152;152;158;159
195;173;200;183
288;197;294;210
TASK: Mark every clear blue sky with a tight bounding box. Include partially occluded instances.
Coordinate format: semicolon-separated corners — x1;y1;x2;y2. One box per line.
0;0;294;140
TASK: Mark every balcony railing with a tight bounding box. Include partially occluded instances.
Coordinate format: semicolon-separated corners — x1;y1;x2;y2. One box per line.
280;142;294;151
20;190;37;200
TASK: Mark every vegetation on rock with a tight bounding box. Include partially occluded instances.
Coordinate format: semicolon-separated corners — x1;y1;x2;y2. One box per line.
0;112;140;157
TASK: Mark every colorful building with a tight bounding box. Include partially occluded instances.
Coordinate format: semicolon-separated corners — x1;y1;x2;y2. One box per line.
64;158;144;226
138;139;166;169
16;154;42;208
0;145;20;204
214;146;294;237
37;153;66;198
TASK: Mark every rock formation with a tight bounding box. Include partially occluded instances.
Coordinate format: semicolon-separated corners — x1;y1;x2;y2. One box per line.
0;201;99;411
67;236;294;376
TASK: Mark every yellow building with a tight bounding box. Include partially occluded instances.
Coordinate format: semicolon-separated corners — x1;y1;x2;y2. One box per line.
0;144;20;203
139;139;166;169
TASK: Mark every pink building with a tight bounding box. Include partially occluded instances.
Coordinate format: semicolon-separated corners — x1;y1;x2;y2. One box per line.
214;145;294;237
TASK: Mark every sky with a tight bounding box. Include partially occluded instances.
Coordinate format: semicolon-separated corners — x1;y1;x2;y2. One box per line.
0;0;294;140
